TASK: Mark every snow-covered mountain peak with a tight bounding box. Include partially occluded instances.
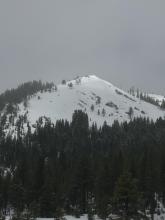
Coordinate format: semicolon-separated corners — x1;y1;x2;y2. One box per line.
2;75;165;136
66;74;110;86
64;75;117;93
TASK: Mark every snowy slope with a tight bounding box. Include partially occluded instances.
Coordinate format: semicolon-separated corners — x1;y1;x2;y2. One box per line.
148;93;165;105
3;75;165;135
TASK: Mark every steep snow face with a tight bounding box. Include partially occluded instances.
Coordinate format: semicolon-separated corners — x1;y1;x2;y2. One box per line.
3;75;165;135
148;93;165;105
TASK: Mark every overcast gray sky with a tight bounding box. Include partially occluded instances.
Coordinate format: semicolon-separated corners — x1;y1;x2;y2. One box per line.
0;0;165;94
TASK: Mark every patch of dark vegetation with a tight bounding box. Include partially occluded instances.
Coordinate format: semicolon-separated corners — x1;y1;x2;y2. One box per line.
141;110;146;114
68;82;73;88
91;92;97;97
106;102;119;110
115;89;136;103
124;94;136;102
96;96;101;105
0;81;54;111
134;107;139;111
115;89;123;96
128;87;165;109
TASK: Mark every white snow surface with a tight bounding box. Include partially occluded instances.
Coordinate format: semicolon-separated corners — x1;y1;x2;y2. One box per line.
4;75;165;135
35;215;101;220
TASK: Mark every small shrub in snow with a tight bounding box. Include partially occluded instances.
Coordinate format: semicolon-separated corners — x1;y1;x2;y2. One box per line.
68;83;73;89
96;96;101;105
61;80;66;85
102;108;106;117
90;104;94;112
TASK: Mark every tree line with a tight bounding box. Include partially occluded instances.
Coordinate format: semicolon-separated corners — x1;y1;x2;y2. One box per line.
128;87;165;109
0;80;54;111
0;111;165;219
